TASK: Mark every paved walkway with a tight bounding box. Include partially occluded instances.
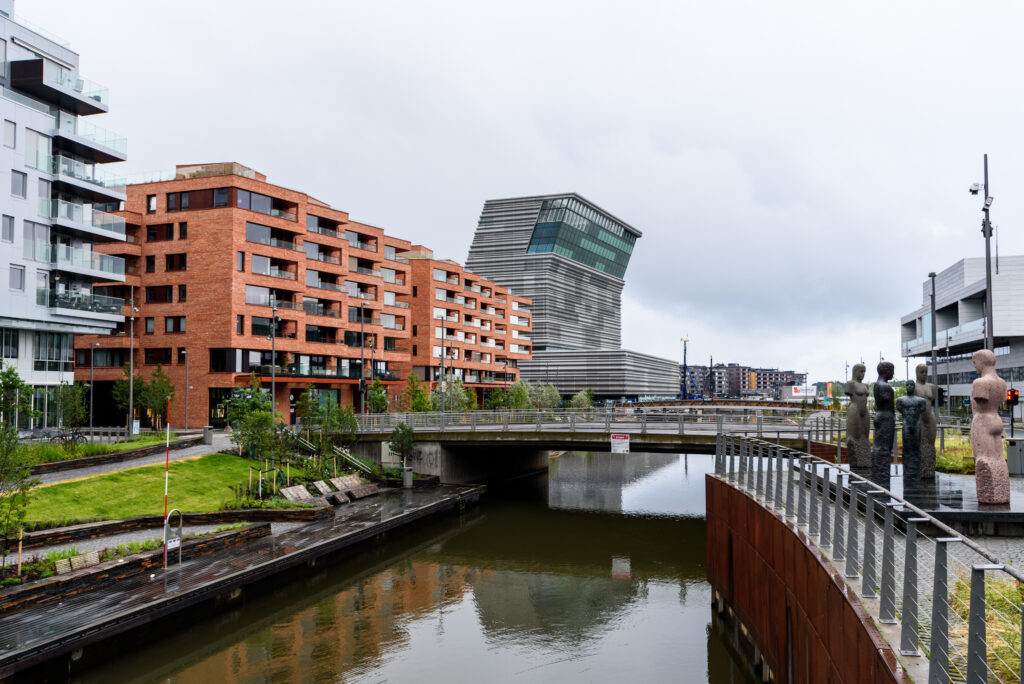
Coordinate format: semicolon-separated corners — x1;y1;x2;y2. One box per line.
36;432;236;486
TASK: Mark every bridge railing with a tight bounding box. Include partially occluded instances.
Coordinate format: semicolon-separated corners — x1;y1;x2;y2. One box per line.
354;408;815;435
717;434;1024;683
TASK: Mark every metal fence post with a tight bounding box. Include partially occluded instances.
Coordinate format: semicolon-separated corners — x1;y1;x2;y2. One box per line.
928;537;961;683
764;442;774;503
738;438;747;485
641;411;647;434
747;440;757;491
774;445;784;511
536;410;542;431
879;503;897;624
679;412;684;435
728;437;736;482
861;493;877;598
605;412;611;432
569;412;575;432
819;465;831;546
755;442;764;498
808;460;819;535
797;457;808;525
900;517;931;656
471;412;477;431
714;434;722;475
967;564;1004;681
786;451;796;517
845;482;860;578
757;414;763;437
832;473;846;560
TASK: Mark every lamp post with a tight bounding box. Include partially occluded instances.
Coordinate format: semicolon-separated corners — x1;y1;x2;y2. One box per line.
182;350;189;430
88;342;99;442
128;287;136;437
269;294;277;419
359;301;366;415
971;155;995;350
929;271;938;420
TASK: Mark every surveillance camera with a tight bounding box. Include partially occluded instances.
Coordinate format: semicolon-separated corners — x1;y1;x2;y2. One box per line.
985;196;994;208
970;183;980;195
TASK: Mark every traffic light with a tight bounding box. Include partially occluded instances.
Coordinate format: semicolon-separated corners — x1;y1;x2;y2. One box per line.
937;387;947;406
1008;389;1020;406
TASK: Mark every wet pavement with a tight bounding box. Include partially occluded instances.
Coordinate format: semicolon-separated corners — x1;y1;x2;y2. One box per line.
0;484;481;675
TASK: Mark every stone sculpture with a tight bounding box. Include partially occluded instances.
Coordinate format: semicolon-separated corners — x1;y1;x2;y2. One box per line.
914;364;938;479
844;363;871;469
971;349;1010;505
870;361;896;488
896;380;928;483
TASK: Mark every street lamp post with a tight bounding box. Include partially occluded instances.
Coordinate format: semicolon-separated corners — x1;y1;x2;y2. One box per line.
929;271;938;420
182;350;189;430
972;155;995;351
359;302;366;415
128;287;136;438
270;294;277;420
89;342;99;442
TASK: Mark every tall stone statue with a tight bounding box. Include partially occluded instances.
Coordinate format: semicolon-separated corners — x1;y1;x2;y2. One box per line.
845;363;871;469
870;361;896;488
897;379;928;483
914;364;938;479
971;349;1010;505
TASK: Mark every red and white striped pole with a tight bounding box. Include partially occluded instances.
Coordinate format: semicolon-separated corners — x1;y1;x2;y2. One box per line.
163;397;170;569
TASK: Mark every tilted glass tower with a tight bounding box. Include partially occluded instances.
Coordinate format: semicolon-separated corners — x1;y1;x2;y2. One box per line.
465;194;641;352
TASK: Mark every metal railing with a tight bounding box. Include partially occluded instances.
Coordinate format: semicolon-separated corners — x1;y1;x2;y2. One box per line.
716;434;1024;683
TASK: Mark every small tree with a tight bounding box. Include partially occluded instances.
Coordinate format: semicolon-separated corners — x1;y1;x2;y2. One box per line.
431;375;473;412
484;387;508;410
387;422;415;471
224;373;270;427
528;382;561;409
569;388;593;409
400;374;431;412
368;379;389;413
112;364;147;429
143;365;175;429
330;401;360;451
0;422;38;566
295;384;322;440
0;363;36;426
53;381;89;429
508;381;530;409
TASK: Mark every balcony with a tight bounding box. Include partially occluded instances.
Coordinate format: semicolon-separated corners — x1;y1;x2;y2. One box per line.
248;235;301;251
306;251;340;265
348;239;377;253
352;266;380;277
903;318;986;356
302;302;339;318
10;59;108;115
384;300;409;309
46;290;124;316
26;240;125;279
382;321;405;331
40;198;126;238
51;113;127;163
308;224;341;239
28;153;126;202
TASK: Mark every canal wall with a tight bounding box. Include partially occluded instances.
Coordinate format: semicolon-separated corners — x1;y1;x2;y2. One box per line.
705;475;910;684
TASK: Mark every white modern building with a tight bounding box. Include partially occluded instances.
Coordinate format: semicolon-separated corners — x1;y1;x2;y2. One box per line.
901;256;1024;420
0;2;127;426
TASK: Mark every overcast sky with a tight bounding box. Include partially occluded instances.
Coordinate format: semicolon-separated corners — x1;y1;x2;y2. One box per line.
20;1;1024;384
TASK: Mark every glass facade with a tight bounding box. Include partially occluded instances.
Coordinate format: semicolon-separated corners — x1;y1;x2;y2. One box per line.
525;197;637;278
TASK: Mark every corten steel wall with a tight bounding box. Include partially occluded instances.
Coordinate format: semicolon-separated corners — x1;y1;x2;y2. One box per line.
705;475;911;684
75;166;415;426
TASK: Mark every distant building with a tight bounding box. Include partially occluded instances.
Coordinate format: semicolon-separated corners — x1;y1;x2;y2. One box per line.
683;364;806;399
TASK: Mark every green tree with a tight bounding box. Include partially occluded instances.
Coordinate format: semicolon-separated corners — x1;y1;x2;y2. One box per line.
508;381;530;409
431;375;473;412
295;384;322;440
112;364;146;428
53;381;89;428
0;423;38;565
387;421;415;470
368;379;389;413
223;373;270;426
400;374;431;412
568;388;593;409
143;365;175;429
0;363;36;426
334;402;360;450
528;382;561;409
484;387;508;410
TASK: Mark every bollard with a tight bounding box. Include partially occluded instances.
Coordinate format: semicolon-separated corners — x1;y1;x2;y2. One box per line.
755;442;764;498
833;473;846;560
845;482;860;578
879;503;898;623
819;465;832;546
927;537;961;683
808;460;819;535
966;564;1004;681
861;492;878;598
900;517;931;656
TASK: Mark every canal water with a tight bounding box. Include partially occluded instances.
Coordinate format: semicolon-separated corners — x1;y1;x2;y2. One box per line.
79;453;757;683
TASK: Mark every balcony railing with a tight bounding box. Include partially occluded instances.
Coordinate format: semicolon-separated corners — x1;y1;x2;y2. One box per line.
382;321;404;331
39;198;126;235
27;153;127;195
52;114;127;156
384;300;409;308
348;239;377;252
256;268;296;281
43;61;108;107
302;303;339;318
308;224;340;239
269;207;297;221
248;235;301;251
25;240;125;276
307;252;340;265
352;292;376;300
310;281;343;292
47;290;124;314
353;266;380;277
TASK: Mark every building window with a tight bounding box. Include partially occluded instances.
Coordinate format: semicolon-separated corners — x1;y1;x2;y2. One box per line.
8;265;23;291
236;315;244;335
165;253;187;271
177;347;187;365
3;120;14;149
178;284;187;302
213;187;229;207
237;189;250;210
34;332;72;372
412;325;418;336
412;344;417;356
147;224;173;242
251;317;271;336
1;328;19;358
10;171;25;198
145;285;173;303
180;192;189;210
178;222;187;239
146;194;156;213
165;316;186;333
1;215;12;242
237;251;244;272
145;317;154;334
145;348;172;365
166;193;177;212
412;286;418;297
145;255;155;273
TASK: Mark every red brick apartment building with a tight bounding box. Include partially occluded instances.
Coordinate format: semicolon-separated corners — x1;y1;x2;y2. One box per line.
397;248;532;395
74;163;532;428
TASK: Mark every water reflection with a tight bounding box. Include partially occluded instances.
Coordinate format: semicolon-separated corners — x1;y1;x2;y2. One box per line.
77;453;754;684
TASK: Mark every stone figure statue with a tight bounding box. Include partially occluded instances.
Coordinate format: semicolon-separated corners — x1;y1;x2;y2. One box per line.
914;364;938;479
971;349;1010;505
870;361;896;488
896;380;928;483
845;363;871;469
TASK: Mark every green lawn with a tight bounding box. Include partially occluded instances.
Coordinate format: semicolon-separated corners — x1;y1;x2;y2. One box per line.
25;453;256;524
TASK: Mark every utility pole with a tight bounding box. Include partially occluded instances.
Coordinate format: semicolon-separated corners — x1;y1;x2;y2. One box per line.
975;154;996;351
183;350;189;430
128;287;135;437
270;294;277;419
680;337;688;400
359;301;366;415
89;342;99;441
929;271;938;420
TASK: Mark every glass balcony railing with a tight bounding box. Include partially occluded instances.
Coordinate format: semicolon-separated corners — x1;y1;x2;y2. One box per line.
248;235;300;251
384;300;409;308
43;61;108;107
27;153;127;195
47;290;124;314
302;302;339;318
254;268;296;281
353;266;380;277
25;240;125;276
307;252;339;265
52;114;127;155
39;198;126;235
308;224;340;239
348;239;377;252
311;281;343;292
